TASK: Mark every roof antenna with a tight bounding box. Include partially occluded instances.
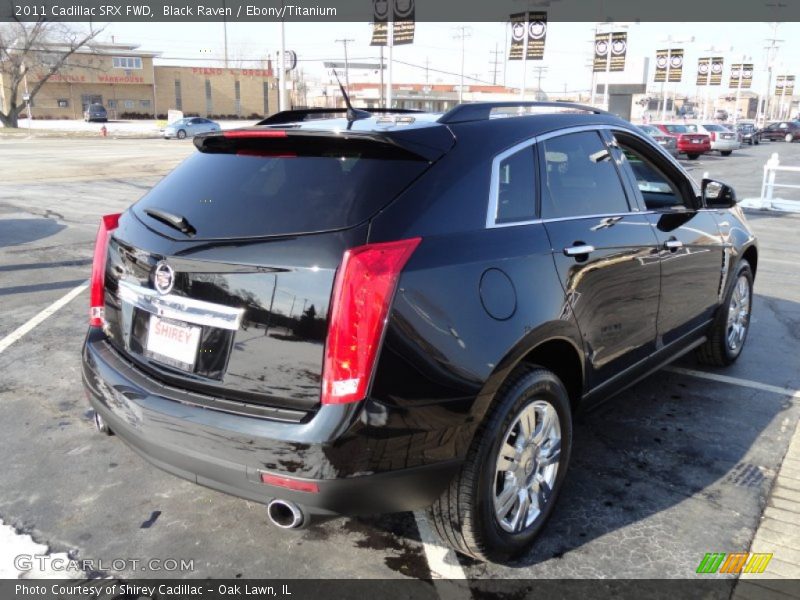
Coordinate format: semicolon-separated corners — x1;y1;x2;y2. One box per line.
331;68;371;123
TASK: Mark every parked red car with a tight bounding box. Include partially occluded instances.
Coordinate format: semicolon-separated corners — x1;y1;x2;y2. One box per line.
651;123;711;159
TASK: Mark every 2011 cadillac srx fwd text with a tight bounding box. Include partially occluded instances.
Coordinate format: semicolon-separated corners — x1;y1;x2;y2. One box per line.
82;102;757;563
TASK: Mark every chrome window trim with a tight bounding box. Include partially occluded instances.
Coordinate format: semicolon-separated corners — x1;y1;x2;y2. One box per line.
486;124;662;229
486;137;539;229
118;279;244;331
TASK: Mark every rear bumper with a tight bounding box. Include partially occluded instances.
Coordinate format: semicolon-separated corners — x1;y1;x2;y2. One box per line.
82;329;463;516
710;140;739;151
677;142;711;153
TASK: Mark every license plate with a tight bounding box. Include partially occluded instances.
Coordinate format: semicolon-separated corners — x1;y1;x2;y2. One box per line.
722;134;734;139
692;139;701;144
145;314;201;370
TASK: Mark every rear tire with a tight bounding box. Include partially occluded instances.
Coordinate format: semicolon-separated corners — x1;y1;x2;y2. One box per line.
721;150;733;156
687;154;700;160
696;260;753;367
427;366;572;563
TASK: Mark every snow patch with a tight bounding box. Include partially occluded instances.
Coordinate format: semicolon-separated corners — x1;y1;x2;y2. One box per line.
0;518;84;579
739;197;800;213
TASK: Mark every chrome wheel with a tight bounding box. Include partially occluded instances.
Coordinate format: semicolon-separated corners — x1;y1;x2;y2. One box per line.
726;275;750;353
493;400;561;533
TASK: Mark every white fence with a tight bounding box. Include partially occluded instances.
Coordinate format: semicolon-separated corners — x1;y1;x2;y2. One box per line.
757;153;800;210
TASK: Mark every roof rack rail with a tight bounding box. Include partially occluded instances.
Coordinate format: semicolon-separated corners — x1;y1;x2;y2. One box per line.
257;108;423;126
437;101;608;125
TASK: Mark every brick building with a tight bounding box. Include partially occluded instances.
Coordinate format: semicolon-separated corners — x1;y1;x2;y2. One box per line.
0;41;278;120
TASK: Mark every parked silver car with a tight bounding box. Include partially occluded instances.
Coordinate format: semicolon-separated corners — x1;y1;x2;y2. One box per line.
685;123;740;155
163;117;221;139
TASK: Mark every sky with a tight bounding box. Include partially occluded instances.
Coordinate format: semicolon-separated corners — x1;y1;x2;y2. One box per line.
96;21;799;99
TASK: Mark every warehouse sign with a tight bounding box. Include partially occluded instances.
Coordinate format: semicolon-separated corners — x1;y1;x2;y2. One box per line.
729;63;753;89
654;49;683;82
97;74;145;84
593;32;627;72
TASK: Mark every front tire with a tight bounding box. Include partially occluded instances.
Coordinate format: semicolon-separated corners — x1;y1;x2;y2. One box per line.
721;150;733;156
176;129;187;139
696;260;753;367
687;153;700;160
786;133;794;143
427;367;572;563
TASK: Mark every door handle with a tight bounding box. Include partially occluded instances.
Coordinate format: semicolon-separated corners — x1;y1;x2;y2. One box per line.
664;239;683;251
563;244;595;257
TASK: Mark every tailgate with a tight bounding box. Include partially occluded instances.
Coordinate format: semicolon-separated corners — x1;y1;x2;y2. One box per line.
104;219;368;412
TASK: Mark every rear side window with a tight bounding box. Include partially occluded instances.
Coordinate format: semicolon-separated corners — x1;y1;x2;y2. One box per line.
133;142;429;240
493;146;536;224
539;131;630;219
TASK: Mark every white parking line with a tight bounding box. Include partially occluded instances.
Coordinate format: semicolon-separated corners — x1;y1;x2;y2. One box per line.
665;366;800;399
0;282;88;355
413;511;476;600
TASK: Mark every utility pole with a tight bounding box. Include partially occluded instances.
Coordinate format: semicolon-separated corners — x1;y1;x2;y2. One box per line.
379;46;385;107
530;65;548;98
489;44;502;85
452;25;473;104
278;1;287;111
387;5;393;108
335;38;354;92
760;23;782;124
222;0;229;68
424;56;430;84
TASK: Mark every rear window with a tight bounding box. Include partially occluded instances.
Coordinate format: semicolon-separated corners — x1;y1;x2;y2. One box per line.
663;125;688;133
703;124;729;132
133;140;429;239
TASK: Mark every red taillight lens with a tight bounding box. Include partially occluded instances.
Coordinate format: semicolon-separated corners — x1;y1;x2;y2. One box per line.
260;473;319;493
321;237;422;405
710;132;716;141
89;213;122;327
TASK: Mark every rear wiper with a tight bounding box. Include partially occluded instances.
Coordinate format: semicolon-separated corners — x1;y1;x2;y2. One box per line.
143;208;196;236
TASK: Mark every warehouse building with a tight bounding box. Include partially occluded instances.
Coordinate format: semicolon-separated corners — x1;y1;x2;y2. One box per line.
0;41;278;120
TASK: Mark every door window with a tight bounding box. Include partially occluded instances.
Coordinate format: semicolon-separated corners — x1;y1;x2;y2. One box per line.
611;131;698;211
539;131;630;219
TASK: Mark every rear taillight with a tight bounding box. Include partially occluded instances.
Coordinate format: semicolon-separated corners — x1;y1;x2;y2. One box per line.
710;132;717;141
89;213;122;327
321;237;422;405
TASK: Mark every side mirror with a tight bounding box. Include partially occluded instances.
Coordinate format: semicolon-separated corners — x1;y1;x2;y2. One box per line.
702;178;737;208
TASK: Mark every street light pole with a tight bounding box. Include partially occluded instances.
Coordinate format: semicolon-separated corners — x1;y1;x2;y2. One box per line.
603;31;612;110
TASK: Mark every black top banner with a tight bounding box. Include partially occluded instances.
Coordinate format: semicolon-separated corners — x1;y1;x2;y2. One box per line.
776;75;795;96
508;11;547;60
4;0;799;21
654;48;683;83
696;56;723;85
526;12;547;60
369;0;415;46
729;63;753;89
593;32;627;73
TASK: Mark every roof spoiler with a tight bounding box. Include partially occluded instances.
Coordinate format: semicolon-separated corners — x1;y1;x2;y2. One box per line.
257;108;423;126
438;101;609;124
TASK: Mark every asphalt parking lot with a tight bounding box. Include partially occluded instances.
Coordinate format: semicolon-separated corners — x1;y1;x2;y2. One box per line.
0;135;799;588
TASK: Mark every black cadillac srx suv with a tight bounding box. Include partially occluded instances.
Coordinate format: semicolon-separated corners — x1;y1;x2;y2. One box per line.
82;102;757;563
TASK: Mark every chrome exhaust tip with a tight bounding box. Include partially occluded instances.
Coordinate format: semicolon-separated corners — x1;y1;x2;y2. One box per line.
267;499;305;529
93;411;113;436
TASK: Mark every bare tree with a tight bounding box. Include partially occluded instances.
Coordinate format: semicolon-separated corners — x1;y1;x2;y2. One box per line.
0;21;106;128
